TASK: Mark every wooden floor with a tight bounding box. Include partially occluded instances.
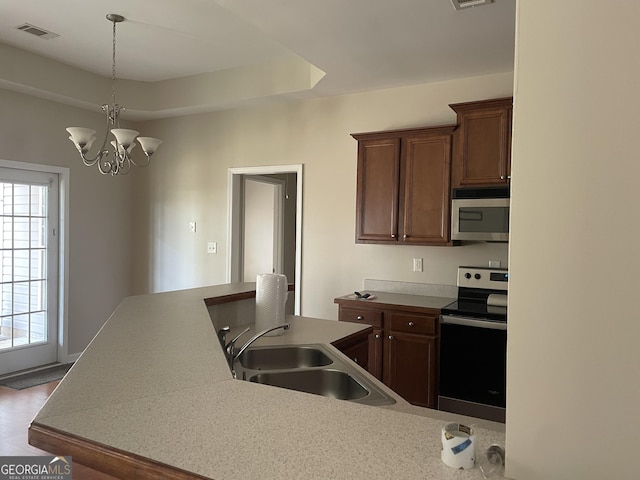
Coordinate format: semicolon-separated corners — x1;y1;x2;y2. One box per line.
0;380;118;479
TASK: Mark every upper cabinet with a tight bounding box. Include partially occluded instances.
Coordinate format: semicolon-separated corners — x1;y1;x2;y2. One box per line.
449;97;513;188
352;126;456;246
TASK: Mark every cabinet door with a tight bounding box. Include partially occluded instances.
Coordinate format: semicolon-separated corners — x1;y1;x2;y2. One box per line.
400;134;452;244
339;336;369;371
384;332;437;408
450;98;513;188
368;329;383;381
355;138;401;242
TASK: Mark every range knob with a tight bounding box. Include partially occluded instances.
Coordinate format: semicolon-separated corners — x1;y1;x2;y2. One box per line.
474;273;482;280
464;273;472;279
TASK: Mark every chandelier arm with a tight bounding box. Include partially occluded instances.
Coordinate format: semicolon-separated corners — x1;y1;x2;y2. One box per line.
97;155;114;175
77;106;112;166
118;156;132;175
128;154;151;168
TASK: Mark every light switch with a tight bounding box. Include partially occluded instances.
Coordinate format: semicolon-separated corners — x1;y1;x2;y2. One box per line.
189;221;196;233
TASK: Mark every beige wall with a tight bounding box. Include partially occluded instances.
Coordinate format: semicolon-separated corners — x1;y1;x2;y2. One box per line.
0;68;513;354
133;72;513;320
0;89;134;355
506;2;640;479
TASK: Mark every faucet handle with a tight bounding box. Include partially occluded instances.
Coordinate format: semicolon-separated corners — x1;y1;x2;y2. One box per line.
217;326;231;348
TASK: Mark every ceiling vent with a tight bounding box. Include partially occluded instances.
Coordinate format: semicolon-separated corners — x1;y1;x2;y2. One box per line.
15;23;59;40
450;0;494;10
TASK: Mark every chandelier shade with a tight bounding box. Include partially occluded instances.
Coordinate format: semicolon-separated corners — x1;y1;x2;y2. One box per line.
66;14;162;176
111;128;139;148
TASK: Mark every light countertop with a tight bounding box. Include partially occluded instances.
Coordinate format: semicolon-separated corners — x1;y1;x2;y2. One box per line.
31;283;506;479
334;291;455;311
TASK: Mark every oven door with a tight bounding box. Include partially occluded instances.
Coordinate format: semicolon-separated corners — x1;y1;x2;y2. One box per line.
438;315;507;423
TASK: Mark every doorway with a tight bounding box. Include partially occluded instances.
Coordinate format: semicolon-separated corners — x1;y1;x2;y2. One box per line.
227;165;302;314
0;166;59;375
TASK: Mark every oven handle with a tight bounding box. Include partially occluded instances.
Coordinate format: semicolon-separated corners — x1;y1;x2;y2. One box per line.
440;315;507;331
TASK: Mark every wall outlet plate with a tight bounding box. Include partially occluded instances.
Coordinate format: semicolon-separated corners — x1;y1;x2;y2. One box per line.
207;242;217;254
413;257;423;272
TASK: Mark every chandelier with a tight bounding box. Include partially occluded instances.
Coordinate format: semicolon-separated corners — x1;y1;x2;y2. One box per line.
66;14;162;176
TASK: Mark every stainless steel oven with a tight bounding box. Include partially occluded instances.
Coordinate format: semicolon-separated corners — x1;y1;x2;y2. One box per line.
438;266;508;423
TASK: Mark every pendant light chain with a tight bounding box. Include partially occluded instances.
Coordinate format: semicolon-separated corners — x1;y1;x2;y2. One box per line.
111;18;118;118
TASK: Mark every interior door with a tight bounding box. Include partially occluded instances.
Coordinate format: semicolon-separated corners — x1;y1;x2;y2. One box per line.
0;167;58;375
242;176;284;282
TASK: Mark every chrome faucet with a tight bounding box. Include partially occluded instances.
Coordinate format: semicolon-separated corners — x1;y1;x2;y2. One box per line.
227;323;291;375
224;326;251;367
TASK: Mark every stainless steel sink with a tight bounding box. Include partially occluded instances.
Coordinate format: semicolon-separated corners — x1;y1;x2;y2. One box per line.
234;343;396;406
250;369;369;400
239;345;333;370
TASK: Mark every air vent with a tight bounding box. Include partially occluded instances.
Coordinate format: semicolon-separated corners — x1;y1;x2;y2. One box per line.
15;23;59;40
450;0;494;10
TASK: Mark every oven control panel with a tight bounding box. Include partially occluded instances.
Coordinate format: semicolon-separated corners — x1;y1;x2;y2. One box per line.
457;266;509;291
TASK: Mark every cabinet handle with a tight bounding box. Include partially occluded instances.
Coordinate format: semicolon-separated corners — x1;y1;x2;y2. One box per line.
388;335;394;340
391;234;397;238
375;334;381;339
408;321;415;327
403;234;407;240
357;315;364;321
353;357;358;364
500;175;512;180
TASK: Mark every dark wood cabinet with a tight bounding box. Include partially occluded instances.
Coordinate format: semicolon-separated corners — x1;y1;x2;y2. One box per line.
383;311;438;408
335;297;439;408
332;327;372;372
449;97;513;188
352;126;455;246
385;332;437;408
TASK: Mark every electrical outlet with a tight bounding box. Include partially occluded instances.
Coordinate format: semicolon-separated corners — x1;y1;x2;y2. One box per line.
207;242;217;254
413;257;423;272
189;221;196;233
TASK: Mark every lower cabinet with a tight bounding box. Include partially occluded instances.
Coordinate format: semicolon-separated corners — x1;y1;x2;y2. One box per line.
384;332;437;408
334;298;439;409
331;328;371;372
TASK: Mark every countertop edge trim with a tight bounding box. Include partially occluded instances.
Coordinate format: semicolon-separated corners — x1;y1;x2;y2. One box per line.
28;422;211;480
334;297;442;315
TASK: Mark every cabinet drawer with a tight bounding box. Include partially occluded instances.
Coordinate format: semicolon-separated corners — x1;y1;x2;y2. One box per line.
388;313;437;335
340;307;383;328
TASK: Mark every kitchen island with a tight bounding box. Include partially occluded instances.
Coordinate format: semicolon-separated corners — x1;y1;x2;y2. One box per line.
29;283;506;479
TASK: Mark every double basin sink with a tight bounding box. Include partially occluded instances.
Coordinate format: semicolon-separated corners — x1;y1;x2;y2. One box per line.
233;344;396;406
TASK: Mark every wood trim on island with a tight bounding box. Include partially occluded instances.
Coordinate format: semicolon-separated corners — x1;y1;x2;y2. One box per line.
29;423;210;480
203;283;295;306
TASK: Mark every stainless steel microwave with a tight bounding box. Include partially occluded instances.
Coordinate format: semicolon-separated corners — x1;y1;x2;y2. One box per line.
451;187;510;242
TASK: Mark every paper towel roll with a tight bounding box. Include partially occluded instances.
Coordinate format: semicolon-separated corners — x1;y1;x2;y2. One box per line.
441;423;476;470
255;274;288;336
487;294;508;307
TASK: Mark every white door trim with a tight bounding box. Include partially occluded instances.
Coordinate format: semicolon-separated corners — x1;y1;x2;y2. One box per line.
227;164;303;315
